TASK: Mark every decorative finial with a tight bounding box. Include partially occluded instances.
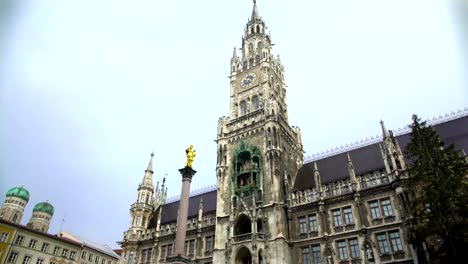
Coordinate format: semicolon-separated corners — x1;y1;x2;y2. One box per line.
151;151;154;158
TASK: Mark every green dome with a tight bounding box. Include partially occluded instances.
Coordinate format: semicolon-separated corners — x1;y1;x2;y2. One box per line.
33;202;54;216
6;186;30;202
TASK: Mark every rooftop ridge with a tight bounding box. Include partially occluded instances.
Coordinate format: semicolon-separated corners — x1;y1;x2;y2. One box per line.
303;107;468;163
165;184;217;204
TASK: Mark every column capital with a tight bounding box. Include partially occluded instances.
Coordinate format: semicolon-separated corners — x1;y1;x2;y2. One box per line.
179;166;197;181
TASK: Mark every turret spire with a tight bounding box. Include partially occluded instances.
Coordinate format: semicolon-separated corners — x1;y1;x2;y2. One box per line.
145;152;154;173
380;120;390;138
251;0;260;20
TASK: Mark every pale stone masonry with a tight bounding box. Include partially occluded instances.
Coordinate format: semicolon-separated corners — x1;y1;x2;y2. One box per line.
118;2;468;264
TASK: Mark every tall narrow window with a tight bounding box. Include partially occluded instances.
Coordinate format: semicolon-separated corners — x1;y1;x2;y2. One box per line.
377;233;390;254
349;238;360;259
369;201;381;219
0;232;8;242
302;247;311;264
252;96;260;110
332;209;342;226
140;193;146;203
205;236;213;252
337;240;348;260
308;215;318;232
240;101;247;115
312;245;321;264
160;246;166;259
167;244;173;256
189;240;195;257
298;217;307;234
41;243;49;253
141;249;147;263
389;231;403;252
343;207;354;224
381;198;394;217
146;248;152;263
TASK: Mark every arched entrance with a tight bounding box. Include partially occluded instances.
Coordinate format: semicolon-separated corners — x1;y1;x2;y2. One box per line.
235;246;252;264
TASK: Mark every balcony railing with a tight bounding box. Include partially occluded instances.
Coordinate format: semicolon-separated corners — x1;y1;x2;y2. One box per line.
233;233;252;242
291;171;393;207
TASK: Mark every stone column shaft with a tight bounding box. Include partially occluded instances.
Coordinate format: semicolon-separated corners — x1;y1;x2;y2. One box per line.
174;178;192;255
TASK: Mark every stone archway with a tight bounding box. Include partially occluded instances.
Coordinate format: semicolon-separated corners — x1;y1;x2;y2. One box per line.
235;246;252;264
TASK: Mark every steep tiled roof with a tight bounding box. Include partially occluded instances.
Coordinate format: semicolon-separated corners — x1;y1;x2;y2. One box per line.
147;189;217;228
293;114;468;191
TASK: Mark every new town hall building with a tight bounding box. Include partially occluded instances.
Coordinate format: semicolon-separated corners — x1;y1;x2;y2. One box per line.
118;2;468;264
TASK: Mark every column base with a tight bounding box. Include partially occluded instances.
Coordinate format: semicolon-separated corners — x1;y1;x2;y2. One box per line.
165;254;191;264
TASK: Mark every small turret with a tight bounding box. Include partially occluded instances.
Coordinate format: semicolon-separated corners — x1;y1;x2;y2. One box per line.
129;153;156;230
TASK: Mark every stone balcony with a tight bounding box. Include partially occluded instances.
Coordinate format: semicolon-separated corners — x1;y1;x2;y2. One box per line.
291;171;394;207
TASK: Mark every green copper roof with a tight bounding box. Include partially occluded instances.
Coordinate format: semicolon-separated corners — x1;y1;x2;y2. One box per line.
6;186;30;202
33;202;54;216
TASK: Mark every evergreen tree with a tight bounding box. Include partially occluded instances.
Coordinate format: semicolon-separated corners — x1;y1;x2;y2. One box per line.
406;114;468;263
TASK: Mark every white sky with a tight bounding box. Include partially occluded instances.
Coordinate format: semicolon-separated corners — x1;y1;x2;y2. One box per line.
0;0;466;248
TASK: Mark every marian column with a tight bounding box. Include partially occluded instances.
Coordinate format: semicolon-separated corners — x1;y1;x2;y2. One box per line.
167;145;197;264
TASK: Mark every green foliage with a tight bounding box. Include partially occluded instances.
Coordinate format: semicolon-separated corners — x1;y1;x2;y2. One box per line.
406;115;468;263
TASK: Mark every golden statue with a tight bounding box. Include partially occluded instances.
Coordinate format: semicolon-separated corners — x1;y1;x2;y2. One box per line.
185;145;196;168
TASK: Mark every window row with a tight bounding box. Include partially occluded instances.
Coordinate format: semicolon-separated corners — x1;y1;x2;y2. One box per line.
300;230;404;263
7;252;57;264
297;198;395;235
239;96;260;116
81;251;114;264
13;236;77;260
159;235;214;260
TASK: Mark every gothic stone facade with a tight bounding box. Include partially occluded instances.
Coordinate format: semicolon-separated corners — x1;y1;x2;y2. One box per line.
117;3;468;264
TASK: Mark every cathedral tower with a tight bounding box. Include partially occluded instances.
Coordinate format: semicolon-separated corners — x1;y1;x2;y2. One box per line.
213;2;303;263
27;201;54;233
0;186;30;224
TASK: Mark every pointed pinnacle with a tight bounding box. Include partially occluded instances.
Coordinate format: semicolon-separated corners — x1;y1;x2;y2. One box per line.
313;162;319;172
380;120;390;138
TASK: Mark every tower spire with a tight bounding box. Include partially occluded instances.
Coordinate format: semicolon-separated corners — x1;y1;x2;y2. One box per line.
251;0;260;20
145;151;154;173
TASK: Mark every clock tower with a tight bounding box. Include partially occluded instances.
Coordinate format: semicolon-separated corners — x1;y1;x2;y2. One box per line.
213;1;303;263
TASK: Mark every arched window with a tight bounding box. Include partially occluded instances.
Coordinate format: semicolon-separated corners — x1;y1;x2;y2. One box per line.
257;25;260;33
234;214;252;235
240;101;247;115
252;96;260;110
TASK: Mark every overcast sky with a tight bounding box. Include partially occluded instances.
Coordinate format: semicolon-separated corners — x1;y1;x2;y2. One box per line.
0;0;466;248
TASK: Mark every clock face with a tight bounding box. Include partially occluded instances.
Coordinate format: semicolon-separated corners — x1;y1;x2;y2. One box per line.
241;73;257;88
